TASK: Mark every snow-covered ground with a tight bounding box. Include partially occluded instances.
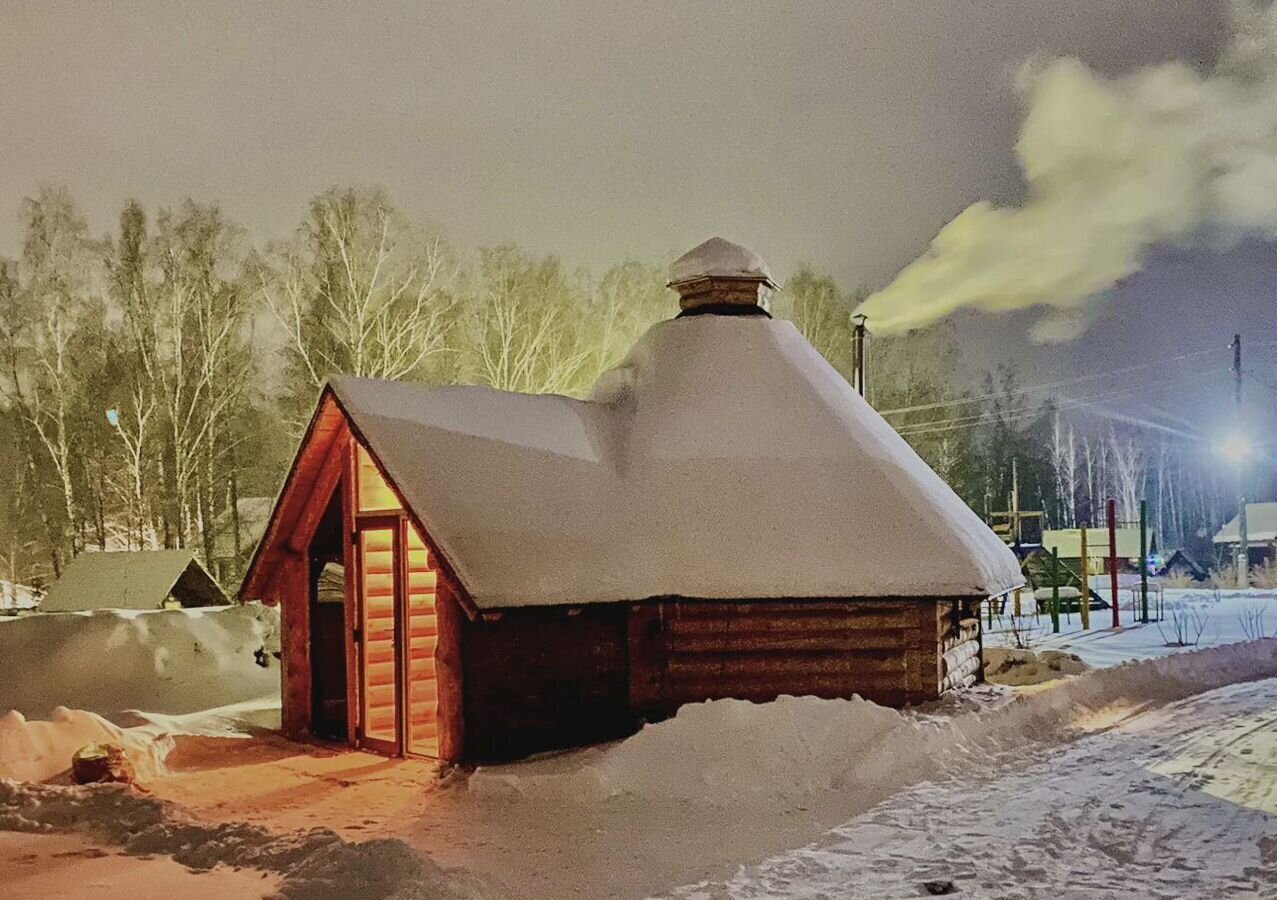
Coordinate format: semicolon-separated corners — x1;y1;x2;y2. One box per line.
1;590;1274;899
660;677;1277;899
986;587;1277;667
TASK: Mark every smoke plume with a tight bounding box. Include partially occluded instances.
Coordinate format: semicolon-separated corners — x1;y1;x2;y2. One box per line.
855;1;1276;342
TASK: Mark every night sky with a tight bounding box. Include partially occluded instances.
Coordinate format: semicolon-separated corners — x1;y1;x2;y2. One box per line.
2;1;1273;440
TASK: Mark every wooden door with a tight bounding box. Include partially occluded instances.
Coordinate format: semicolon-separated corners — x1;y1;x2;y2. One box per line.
357;522;401;755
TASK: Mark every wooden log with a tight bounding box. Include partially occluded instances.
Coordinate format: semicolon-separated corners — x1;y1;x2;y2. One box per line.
941;654;981;691
941;639;980;674
667;653;906;679
434;584;466;764
278;554;310;739
671;630;907;654
668;613;911;635
941;617;981;652
668;601;912;621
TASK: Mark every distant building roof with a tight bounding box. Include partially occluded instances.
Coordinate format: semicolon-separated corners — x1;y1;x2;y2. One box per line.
1213;502;1277;544
39;550;229;613
0;580;42;610
1041;527;1149;560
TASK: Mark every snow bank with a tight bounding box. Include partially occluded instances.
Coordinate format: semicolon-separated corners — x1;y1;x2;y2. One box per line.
470;639;1277;807
0;781;502;900
0;708;172;783
470;694;958;805
0;604;280;721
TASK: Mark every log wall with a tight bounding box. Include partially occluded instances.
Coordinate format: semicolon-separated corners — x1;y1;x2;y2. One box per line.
461;596;988;761
460;604;635;761
632;599;952;716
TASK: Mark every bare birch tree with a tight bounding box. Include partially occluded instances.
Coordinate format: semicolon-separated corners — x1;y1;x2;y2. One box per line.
260;189;458;420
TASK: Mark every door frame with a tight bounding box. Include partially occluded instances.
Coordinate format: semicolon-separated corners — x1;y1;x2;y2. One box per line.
353;514;405;756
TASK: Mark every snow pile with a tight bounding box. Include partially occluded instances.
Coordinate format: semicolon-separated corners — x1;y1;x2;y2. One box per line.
0;781;503;900
0;604;280;720
470;694;958;805
983;647;1089;685
0;707;173;783
471;639;1277;808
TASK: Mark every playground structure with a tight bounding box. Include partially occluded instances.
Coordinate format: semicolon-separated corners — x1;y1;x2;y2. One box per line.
988;466;1161;634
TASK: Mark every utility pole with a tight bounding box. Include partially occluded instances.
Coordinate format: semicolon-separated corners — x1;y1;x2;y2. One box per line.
851;314;868;398
1232;334;1249;587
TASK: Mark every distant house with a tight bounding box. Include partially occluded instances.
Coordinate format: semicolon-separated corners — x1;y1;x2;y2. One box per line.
241;237;1023;764
1213;502;1277;568
39;550;229;613
0;579;42;612
1153;549;1208;582
1040;527;1153;575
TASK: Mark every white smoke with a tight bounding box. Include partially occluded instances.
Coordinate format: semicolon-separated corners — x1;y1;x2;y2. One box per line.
855;1;1276;342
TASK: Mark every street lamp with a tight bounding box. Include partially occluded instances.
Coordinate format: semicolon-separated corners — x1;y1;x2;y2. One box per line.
1215;430;1251;587
1215;432;1251;465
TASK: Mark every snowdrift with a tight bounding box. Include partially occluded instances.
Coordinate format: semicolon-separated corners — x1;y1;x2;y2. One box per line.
0;604;280;720
470;639;1277;807
0;707;172;783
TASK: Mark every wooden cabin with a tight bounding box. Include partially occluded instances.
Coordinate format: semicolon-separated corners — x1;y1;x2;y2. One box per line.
241;237;1023;764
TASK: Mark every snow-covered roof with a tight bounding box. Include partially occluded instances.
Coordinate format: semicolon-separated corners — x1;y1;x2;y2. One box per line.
330;315;1021;609
1213;502;1277;544
668;237;777;288
0;579;42;610
39;550;229;613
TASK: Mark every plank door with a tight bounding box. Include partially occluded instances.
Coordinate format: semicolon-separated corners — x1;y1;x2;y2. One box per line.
357;522;401;755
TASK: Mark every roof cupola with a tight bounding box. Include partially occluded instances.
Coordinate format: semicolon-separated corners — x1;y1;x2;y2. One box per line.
667;237;778;316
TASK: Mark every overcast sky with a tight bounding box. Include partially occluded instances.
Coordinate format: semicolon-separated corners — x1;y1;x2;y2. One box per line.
2;0;1272;440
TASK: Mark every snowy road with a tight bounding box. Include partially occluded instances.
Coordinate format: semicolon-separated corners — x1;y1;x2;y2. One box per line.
662;678;1277;899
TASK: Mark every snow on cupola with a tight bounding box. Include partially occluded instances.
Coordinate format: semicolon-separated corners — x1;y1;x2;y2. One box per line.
667;237;779;316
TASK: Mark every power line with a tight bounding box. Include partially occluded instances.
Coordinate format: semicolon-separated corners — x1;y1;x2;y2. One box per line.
893;370;1206;439
876;347;1222;417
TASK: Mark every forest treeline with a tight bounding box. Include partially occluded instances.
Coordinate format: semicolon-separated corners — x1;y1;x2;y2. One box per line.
0;186;1242;590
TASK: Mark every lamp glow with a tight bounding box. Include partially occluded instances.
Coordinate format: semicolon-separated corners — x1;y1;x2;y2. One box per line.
1216;432;1251;464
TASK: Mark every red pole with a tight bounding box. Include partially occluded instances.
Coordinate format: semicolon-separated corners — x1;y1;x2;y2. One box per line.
1108;499;1120;628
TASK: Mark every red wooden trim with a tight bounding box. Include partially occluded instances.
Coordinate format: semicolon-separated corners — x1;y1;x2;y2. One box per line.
287;432;351;555
241;389;343;601
341;440;360;747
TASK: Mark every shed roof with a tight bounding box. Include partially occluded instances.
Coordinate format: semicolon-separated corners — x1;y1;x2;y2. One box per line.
1213;502;1277;544
40;550;229;613
317;315;1020;609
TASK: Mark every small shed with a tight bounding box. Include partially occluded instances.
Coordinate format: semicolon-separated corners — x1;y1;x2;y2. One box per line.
1213;502;1277;567
1153;549;1208;582
242;238;1023;763
1;579;42;612
40;550;229;613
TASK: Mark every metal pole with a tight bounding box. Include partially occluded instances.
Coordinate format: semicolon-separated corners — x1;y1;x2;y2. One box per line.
1232;334;1249;587
852;314;867;398
1108;499;1120;628
1050;547;1061;634
1139;500;1149;624
1079;525;1090;630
